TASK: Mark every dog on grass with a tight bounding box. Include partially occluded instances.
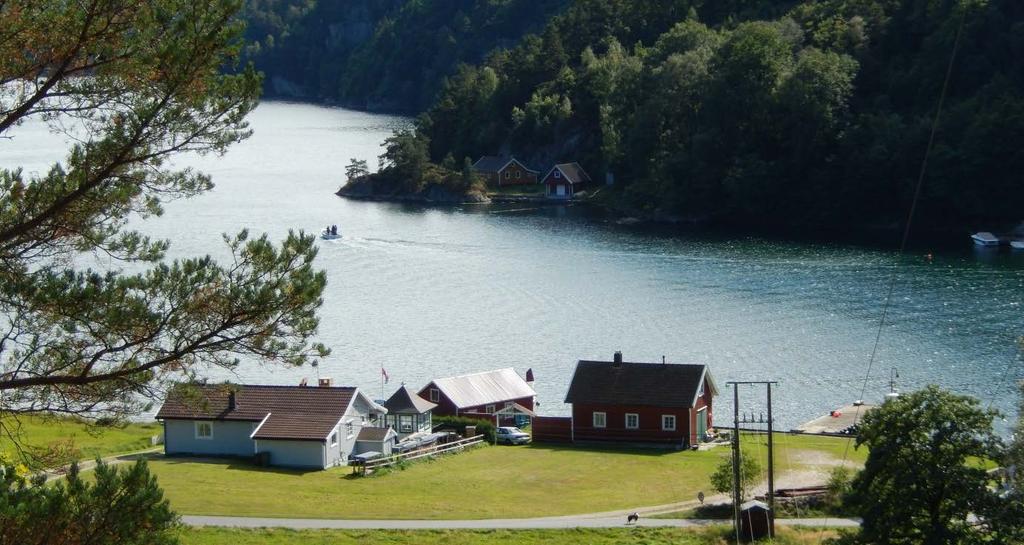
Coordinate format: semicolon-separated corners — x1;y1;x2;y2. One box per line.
626;512;639;525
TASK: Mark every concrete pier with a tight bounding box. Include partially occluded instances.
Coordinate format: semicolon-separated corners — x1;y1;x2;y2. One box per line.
794;403;876;434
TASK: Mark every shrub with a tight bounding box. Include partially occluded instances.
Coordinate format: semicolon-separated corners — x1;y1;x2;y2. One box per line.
432;416;495;442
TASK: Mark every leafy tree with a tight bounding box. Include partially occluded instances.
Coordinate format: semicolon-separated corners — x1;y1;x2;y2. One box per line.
345;158;370;182
842;386;1007;545
710;453;762;503
0;0;328;457
0;459;178;545
378;130;431;193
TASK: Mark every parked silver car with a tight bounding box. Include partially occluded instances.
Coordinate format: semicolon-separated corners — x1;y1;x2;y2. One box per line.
496;426;531;445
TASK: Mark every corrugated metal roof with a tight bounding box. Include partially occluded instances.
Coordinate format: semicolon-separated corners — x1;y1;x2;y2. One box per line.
429;368;535;409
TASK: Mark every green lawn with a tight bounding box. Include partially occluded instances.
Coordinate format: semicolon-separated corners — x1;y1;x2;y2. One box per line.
182;527;838;545
146;433;864;519
0;415;161;466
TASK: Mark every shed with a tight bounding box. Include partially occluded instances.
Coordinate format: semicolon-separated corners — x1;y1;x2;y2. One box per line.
355;426;398;456
541;163;592;199
383;386;437;439
740;500;773;541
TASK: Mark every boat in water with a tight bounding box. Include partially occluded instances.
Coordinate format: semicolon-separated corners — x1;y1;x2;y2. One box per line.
320;225;341;240
971;232;1000;247
1011;240;1024;250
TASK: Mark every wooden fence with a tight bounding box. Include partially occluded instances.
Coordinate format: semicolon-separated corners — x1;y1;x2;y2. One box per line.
351;434;485;476
532;416;572;443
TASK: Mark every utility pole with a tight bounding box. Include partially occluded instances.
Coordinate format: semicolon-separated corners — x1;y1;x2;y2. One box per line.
731;383;741;542
727;380;779;542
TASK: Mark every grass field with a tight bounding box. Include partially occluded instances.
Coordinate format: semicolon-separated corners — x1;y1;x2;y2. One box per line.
181;526;839;545
146;433;865;519
0;415;161;465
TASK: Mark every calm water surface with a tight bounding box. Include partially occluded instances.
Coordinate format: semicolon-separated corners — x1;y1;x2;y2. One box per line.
6;102;1024;430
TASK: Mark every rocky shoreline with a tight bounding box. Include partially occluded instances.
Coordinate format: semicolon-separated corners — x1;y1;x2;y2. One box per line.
337;179;490;205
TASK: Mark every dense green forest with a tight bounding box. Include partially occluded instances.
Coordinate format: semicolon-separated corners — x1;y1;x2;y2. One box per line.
246;0;1024;233
241;0;567;112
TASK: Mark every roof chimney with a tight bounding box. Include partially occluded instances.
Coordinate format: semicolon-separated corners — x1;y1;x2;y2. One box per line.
299;377;308;387
613;351;623;365
228;391;238;411
525;368;535;383
318;377;333;388
662;355;666;365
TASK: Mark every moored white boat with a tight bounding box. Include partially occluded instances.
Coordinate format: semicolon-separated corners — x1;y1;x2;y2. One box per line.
1011;240;1024;250
971;232;1000;247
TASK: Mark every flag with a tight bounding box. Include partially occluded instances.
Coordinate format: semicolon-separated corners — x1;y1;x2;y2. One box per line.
381;367;389;384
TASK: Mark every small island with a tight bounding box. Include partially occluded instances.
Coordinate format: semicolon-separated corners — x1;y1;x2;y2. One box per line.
336;131;490;205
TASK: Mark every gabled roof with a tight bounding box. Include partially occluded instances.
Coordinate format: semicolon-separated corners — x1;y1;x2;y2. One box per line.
385;386;437;414
543;163;592;185
472;156;539;174
565;360;717;408
423;368;535;409
156;383;359;442
357;426;397;442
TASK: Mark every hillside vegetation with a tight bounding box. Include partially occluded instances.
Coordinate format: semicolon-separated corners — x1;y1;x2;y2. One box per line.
247;0;1024;234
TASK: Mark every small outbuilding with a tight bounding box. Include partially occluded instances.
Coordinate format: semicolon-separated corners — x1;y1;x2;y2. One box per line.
354;426;398;457
739;500;773;541
542;163;592;199
472;156;540;186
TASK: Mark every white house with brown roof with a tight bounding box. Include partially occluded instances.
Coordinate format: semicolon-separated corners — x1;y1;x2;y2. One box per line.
156;382;387;469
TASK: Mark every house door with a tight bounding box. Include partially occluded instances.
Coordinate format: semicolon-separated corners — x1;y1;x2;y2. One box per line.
696;407;707;441
556;184;566;197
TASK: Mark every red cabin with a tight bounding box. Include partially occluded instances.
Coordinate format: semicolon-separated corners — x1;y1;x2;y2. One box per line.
417;368;536;425
562;352;717;448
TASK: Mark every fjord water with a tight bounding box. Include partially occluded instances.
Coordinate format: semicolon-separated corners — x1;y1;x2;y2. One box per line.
6;102;1023;429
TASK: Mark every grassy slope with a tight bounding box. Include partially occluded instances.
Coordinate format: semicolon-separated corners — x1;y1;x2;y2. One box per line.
0;415;161;463
182;527;838;545
148;433;866;519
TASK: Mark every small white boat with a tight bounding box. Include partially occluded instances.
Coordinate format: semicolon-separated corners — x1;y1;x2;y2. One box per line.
320;227;341;240
971;232;1000;247
1011;240;1024;250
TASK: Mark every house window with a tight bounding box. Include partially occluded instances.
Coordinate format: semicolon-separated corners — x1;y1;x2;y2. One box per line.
554;170;561;178
662;415;677;431
429;388;439;402
516;171;521;179
399;415;413;433
195;421;213;440
697;381;704;398
346;421;354;438
330;431;339;447
593;412;606;428
505;401;514;409
485;404;495;414
505;170;511;179
625;413;639;429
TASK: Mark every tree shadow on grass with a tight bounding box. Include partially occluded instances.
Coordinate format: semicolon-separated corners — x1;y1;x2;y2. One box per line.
156;454;323;477
523;442;690;458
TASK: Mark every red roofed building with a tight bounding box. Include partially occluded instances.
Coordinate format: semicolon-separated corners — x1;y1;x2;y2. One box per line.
417;368;536;425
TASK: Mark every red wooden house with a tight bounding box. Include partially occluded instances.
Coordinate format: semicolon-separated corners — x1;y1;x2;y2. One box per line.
560;352;717;448
542;163;592;199
472;156;540;186
417;368;536;424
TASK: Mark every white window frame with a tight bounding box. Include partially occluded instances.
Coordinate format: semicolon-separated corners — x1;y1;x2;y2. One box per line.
662;415;677;431
625;413;639;429
485;404;495;414
429;388;439;402
505;401;514;409
346;420;354;439
399;415;413;433
330;431;339;447
195;421;213;440
505;170;511;179
697;381;704;398
593;412;606;428
554;170;561;178
516;170;521;179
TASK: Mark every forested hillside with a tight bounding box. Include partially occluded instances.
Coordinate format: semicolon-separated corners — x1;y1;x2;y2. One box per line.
416;0;1024;233
242;0;567;112
246;0;1024;234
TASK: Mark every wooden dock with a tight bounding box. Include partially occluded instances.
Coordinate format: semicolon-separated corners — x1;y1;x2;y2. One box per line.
793;403;876;434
